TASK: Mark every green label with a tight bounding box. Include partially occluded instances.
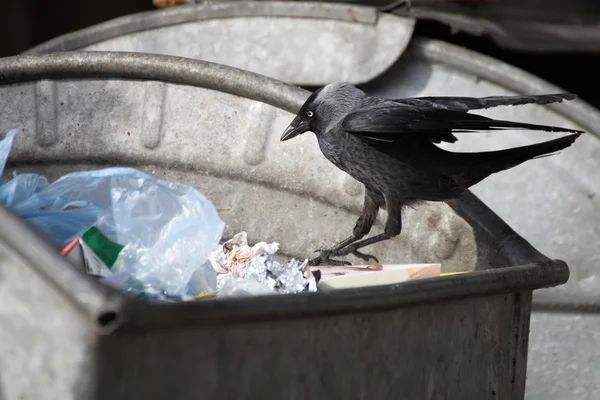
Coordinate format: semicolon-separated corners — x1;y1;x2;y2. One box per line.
81;226;124;269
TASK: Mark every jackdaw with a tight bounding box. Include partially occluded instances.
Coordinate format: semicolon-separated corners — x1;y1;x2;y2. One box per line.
280;82;583;266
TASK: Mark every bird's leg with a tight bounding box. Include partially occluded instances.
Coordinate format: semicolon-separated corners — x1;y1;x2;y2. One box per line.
310;234;374;266
307;257;351;267
332;202;402;260
313;235;360;254
330;233;392;259
309;190;379;266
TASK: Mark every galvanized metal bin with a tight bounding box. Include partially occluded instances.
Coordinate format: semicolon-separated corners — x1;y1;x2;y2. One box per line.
0;52;570;400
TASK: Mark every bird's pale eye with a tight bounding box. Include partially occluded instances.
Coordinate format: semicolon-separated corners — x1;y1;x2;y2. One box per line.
307;110;314;118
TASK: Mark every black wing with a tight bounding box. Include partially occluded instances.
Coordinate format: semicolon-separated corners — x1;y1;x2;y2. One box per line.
342;94;583;144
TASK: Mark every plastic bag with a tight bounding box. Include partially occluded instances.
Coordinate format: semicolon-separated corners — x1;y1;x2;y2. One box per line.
0;129;224;296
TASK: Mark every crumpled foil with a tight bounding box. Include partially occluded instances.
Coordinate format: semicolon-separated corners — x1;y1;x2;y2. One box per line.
209;232;279;288
211;232;317;297
241;252;316;294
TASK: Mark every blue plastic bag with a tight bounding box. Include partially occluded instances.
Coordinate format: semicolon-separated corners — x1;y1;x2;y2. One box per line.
0;129;224;296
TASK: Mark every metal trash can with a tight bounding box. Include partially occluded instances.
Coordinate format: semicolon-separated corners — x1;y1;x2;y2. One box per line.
0;52;570;400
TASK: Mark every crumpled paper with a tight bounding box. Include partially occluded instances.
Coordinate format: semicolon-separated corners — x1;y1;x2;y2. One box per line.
210;232;317;297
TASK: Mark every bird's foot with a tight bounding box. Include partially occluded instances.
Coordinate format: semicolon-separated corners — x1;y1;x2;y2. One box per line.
350;249;380;264
308;249;352;266
330;244;380;264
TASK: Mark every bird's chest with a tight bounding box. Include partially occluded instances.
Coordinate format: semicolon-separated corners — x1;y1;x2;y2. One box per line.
317;137;347;170
317;133;389;184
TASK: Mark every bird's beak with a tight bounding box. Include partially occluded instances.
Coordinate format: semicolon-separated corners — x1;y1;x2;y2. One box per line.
280;117;310;142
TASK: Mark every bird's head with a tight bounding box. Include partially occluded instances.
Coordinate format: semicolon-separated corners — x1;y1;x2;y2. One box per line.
280;82;365;141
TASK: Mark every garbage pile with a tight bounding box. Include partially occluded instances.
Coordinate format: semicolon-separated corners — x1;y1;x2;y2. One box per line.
0;129;321;300
0;129;460;301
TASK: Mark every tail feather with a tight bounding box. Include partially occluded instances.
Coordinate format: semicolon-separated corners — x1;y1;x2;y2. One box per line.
408;93;578;112
454;117;584;134
460;132;582;187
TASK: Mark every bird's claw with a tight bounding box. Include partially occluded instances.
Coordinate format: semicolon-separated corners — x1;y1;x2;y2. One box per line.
309;248;352;266
308;255;352;267
324;244;380;264
351;250;379;264
309;244;380;266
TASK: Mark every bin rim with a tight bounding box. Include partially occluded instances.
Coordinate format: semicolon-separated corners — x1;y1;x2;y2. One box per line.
0;49;575;334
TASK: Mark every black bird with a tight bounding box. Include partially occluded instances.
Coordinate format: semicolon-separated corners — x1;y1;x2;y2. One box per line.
280;83;584;266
